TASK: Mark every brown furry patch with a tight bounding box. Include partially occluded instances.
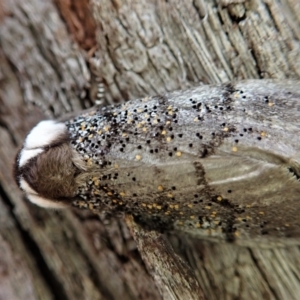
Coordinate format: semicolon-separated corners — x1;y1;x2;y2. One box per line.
22;143;82;201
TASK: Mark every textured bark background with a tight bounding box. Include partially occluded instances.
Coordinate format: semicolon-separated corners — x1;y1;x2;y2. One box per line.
0;0;300;299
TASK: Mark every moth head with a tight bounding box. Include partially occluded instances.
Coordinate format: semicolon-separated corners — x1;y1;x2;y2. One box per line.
14;120;84;208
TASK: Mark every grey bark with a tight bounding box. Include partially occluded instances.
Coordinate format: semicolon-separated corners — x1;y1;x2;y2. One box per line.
0;0;300;299
126;216;205;300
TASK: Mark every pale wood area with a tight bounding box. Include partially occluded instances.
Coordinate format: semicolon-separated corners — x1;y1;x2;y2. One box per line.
0;0;300;299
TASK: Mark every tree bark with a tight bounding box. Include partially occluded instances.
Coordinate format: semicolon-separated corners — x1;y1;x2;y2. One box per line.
0;0;300;299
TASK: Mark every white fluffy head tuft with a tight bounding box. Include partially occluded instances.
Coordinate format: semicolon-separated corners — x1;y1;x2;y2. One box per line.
27;194;68;209
19;148;44;168
18;120;68;168
19;178;37;195
24;120;67;149
19;178;68;209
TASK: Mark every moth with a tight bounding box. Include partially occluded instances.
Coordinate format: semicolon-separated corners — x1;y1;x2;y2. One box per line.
14;80;300;247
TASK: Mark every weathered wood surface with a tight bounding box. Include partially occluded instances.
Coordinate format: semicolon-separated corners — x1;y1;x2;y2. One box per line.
1;0;300;299
126;216;205;300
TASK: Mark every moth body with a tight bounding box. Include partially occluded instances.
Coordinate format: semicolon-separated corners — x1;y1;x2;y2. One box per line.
15;80;300;246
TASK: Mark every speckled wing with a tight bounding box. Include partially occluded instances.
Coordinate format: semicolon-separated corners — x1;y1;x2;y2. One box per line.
64;80;300;246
